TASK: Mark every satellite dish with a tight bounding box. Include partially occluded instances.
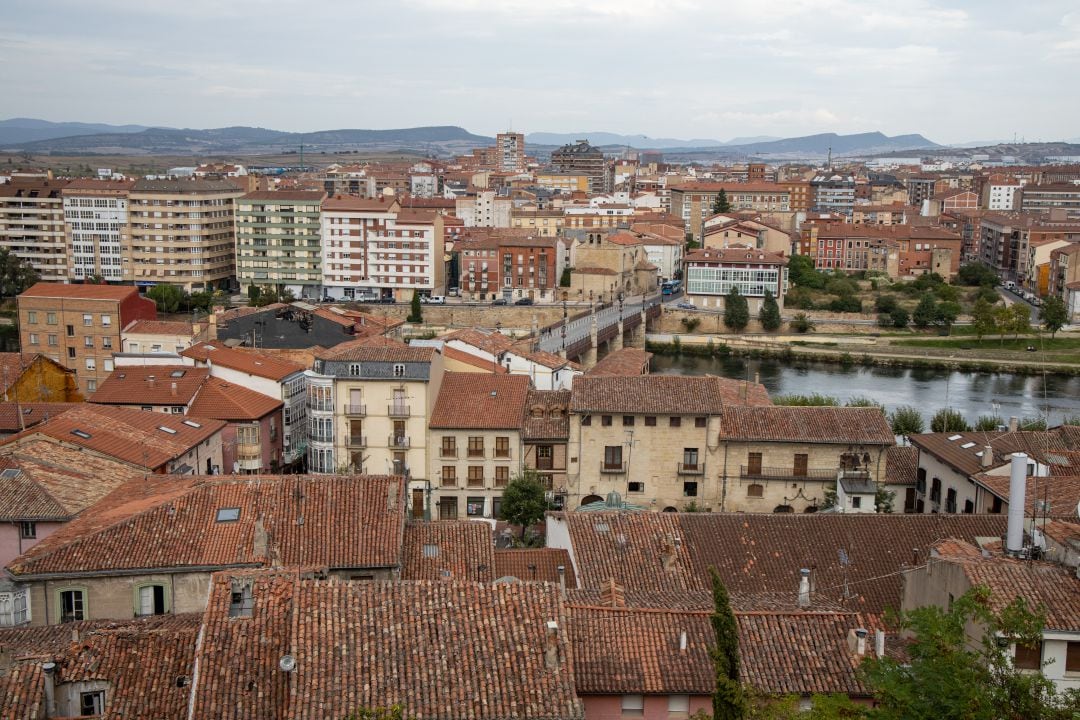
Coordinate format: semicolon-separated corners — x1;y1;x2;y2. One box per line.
279;655;296;673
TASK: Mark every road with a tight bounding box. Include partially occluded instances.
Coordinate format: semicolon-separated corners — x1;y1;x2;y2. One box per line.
997;287;1041;323
535;293;662;353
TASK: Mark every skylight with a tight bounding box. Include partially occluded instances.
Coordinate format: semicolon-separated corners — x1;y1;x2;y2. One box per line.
158;426;178;435
170;370;186;378
947;434;962;441
216;507;240;522
960;442;976;449
182;420;202;428
422;544;439;558
71;429;92;439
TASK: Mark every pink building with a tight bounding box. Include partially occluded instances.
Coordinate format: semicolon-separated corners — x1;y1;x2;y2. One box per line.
187;376;284;474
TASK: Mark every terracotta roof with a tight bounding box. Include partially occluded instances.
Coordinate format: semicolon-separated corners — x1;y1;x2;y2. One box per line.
442;328;516;356
685;247;789;265
191;573;584;720
322;195;400;212
316;336;436;363
89;365;209;406
495;548;577;587
523;389;571;440
585;347;652;376
717;406;894;445
973;473;1080;516
885;446;919;485
570;375;770;415
121;319;196;335
6;474;406;577
0;614;201;720
0;353;38;396
0;404;225;471
934;541;1080;630
188;376;283;420
1040;519;1080;546
0;402;78;433
442;345;508;373
911;428;1080;477
560;512;1009;615
239;190;326;202
400;521;495;581
0;449;142;521
181;342;305;381
18;281;140;301
430;372;530;429
61;178;136;192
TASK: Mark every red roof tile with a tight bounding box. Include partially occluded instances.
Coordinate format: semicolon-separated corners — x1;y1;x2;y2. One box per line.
585;347;652;376
400;521;495;581
570;375;770;415
121;319;197;335
0;448;143;520
495;548;577;587
523;389;571;440
885;446;919;485
89;365;209;406
718;406;895;445
187;376;283;420
181;342;305;381
429;372;529;429
19;282;140;301
442;345;508;372
0;402;78;433
315;336;436;362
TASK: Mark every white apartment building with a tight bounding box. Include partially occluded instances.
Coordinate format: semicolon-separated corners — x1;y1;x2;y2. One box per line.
62;179;135;282
987;179;1022;211
321;196;446;301
0;179;70;282
455;191;511;228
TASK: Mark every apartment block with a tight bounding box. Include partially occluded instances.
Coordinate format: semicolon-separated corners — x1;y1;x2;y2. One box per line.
551;140;609;194
1048;243;1080;321
0;179;70;282
1020;183;1080;216
669;182;792;240
683;247;789;313
455;190;512;228
324;200;445;302
810;174;856;216
61;179;135;282
456;232;564;301
496;131;526;172
17;282;156;395
235;190;327;297
127;178;243;291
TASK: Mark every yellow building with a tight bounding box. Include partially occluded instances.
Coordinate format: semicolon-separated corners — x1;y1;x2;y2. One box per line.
510;209;565;237
535;172;590;193
0;352;81;403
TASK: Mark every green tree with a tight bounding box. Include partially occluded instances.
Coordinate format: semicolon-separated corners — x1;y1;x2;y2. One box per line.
933;301;961;331
971;297;997;342
759;290;781;331
723;287;750;331
974;415;1004;431
1040;296;1068;338
789;312;815;333
788;255;825;289
861;587;1080;720
930;408;970;432
408;290;423;323
911;295;937;329
712;188;732;214
874;295;898;314
994;304;1013;345
147;283;184;313
0;247;40;298
773;393;840;406
888;306;909;328
498;469;550;542
560;266;572;287
1019;417;1048;431
889;406;925;436
828;295;863;313
709;568;746;720
1009;303;1030;340
955;262;999;287
247;285;262;306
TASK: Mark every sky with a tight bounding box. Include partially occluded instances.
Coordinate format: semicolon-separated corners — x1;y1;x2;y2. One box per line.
2;0;1078;145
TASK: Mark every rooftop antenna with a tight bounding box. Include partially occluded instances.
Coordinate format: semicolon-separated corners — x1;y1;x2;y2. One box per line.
827;147;833;172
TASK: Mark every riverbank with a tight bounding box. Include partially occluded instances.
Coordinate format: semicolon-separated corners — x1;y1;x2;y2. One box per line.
644;332;1080;376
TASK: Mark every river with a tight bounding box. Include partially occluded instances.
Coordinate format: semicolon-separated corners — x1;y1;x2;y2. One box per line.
650;354;1080;425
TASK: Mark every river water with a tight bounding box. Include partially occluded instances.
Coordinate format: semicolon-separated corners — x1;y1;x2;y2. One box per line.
650;354;1080;425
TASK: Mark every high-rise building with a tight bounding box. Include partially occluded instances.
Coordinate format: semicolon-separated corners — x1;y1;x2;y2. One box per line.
127;178;243;292
235;190;327;298
62;179;136;283
0;179;70;282
496;132;526;172
550;140;608;194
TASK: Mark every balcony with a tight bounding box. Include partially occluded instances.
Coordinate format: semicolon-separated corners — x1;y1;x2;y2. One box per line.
236;443;262;471
467;448;485;459
440;447;458;458
344;403;366;416
493;449;512;460
467;476;486;489
677;462;705;475
388;404;411;418
740;465;837;481
347;435;367;448
600;461;628;474
389;435;411;449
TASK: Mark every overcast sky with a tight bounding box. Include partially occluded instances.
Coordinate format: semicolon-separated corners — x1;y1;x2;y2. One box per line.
2;0;1077;145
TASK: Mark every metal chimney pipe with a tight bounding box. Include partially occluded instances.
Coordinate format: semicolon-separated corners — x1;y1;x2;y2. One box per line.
797;568;811;608
556;565;566;598
874;629;886;658
1006;453;1028;555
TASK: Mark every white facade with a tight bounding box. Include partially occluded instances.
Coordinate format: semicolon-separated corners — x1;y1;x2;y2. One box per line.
643;241;683;280
410;174;438;198
63;194;128;281
988;182;1021;211
455;191;511;228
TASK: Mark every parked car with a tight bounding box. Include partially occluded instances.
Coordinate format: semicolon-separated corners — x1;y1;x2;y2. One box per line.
420;295;446;304
675;301;696;310
514;297;534;305
492;298;508;306
447;287;461;297
379;296;395;304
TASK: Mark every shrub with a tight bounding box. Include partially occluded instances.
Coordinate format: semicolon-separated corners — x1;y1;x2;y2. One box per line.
930;408;970;432
828;295;863;313
875;295;898;314
789;313;815;333
890;406;925;435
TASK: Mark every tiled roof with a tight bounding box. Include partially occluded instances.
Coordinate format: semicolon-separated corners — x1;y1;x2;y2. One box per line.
442;328;516;356
523;389;571;440
0;353;38;396
181;342;305;380
239;190;326;202
972;473;1080;516
1040;519;1080;546
0;458;68;520
89;365;209;405
121;319;197;335
685;247;789;265
188;376;283;420
0;660;42;719
400;521;495;581
315;336;436;363
0;402;78;433
717;406;895;445
495;548;577;587
18;281;140;301
570;375;770;415
585;348;652;377
191;573;584;720
322;195;399;212
442;345;508;373
6;474;406;576
429;372;529;429
911;427;1080;477
0;404;225;470
934;541;1080;630
560;512;1009;615
885;446;919;485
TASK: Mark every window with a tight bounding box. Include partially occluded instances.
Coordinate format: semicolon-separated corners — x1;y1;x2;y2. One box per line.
439;496;458;520
1013;641;1042;670
581;415;591;426
668;695;690;717
27;311;37;324
84;336;94;348
104;358;114;372
86;380;96;392
1066;641;1080;673
80;690;105;716
793;453;809;476
393;363;405;377
683;448;699;470
628;481;645;493
747;452;763;475
468;466;484;487
683;481;698;497
85;358;96;371
467;497;485;517
135;584;167;615
19;522;35;539
623;415;635;426
101;314;111;327
930;477;942;503
46;312;57;325
747;483;764;498
695;417;706;428
946;488;957;513
495;436;510;458
441;436;457;457
468;436;484;457
66;324;75;337
604;445;623;470
495;466;510;487
852;496;862;508
68;347;76;359
601;415;612;427
83;313;93;326
621;694;644;717
48;334;57;346
644;416;656;426
59;588;86;623
216;507;241;522
669;416;681;428
441;466;457;487
28;333;39;345
229;583;253;618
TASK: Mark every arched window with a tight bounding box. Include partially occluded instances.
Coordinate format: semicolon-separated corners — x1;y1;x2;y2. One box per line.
773;504;794;514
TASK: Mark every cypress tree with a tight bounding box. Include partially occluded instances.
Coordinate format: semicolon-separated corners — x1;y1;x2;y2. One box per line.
710;568;746;720
758;290;781;331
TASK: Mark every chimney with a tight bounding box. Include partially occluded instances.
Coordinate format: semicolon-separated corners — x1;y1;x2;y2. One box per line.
981;446;993;469
42;661;57;717
1006;453;1028;555
544;620;560;670
847;628;868;657
874;629;886;659
170;381;178;397
147;375;156;387
679;630;688;652
797;568;811;608
557;565;566;598
660;534;679;571
70;627;80;644
599;577;626;608
1007;416;1019;433
253;518;268;561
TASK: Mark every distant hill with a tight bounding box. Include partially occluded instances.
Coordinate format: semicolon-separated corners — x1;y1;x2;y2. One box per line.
0;118;153;145
525;131;783;149
2;122;494;156
721;132;940;156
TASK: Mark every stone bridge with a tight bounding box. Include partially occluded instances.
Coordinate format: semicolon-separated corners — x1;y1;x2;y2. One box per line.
534;292;663;365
